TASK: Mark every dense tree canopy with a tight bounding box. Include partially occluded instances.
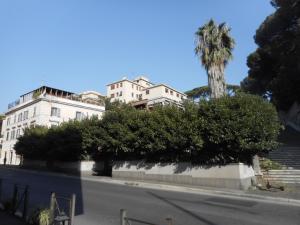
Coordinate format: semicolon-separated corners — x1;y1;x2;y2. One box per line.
15;121;90;161
15;95;281;165
242;0;300;110
91;103;204;162
185;84;240;100
199;94;281;164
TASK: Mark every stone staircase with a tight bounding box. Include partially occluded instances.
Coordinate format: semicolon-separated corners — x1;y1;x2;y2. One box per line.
266;125;300;169
268;146;300;169
262;126;300;184
263;170;300;184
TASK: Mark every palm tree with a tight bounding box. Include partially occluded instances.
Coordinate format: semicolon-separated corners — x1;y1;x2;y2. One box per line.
195;19;235;99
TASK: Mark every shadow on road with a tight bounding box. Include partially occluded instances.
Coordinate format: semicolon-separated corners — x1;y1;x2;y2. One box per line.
0;166;84;219
147;191;218;225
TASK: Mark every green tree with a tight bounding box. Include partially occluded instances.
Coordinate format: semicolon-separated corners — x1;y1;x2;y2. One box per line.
45;120;84;161
242;0;300;110
94;104;204;162
195;19;235;99
185;84;241;100
198;94;282;164
15;126;49;160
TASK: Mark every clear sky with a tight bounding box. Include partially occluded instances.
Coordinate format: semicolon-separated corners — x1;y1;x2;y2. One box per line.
0;0;274;113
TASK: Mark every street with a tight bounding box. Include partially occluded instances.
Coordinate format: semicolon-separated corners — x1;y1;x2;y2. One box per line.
0;168;299;225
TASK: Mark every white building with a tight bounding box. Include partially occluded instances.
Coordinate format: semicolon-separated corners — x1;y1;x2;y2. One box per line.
0;86;105;165
106;76;187;109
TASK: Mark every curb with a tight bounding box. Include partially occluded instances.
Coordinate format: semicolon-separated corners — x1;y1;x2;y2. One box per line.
1;166;300;207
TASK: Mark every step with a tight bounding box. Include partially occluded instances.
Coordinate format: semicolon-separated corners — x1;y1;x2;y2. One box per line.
264;175;300;179
264;171;300;174
267;177;300;181
266;170;300;172
266;179;300;183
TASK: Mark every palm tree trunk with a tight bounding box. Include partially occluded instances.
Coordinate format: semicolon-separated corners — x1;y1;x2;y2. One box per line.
207;65;226;98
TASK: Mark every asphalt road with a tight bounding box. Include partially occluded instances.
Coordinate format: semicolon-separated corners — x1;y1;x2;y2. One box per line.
0;168;299;225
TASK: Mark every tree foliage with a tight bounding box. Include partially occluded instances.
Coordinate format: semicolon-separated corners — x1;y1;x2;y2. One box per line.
195;19;235;98
15;95;281;165
198;93;282;164
242;0;300;110
93;103;204;162
15;126;49;160
15;121;89;161
185;84;241;100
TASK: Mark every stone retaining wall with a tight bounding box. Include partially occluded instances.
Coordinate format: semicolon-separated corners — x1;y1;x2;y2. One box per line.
112;161;255;190
21;159;104;174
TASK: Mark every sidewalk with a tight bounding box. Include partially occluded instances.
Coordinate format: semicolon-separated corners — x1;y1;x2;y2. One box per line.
1;165;300;206
0;211;25;225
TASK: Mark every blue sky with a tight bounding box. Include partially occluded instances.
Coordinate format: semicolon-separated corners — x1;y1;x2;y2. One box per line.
0;0;274;113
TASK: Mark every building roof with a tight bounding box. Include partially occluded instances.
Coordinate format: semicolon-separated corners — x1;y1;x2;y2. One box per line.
80;90;105;97
133;76;155;86
20;86;75;98
144;84;187;96
106;78;145;88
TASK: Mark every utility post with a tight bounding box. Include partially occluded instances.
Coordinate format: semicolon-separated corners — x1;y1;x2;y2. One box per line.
49;192;56;225
69;194;76;225
120;209;127;225
23;185;29;220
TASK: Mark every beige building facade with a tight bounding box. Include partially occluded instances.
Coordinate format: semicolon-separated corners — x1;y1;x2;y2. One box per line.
107;76;187;108
0;86;105;165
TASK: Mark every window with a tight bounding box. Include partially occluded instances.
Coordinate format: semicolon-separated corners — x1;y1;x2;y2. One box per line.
176;93;179;97
11;130;15;140
76;112;83;120
131;93;134;97
165;88;169;93
16;129;20;138
30;121;36;128
136;86;138;91
132;84;134;89
18;113;23;122
146;90;150;95
23;111;29;120
120;83;123;87
136;94;138;99
170;90;173;96
6;118;10;126
116;92;119;97
51;107;60;117
116;83;119;88
6;132;9;141
50;123;59;128
111;93;115;98
119;91;122;96
111;84;115;90
33;107;36;117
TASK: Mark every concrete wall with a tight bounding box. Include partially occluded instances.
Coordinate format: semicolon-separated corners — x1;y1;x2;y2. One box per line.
21;159;104;174
112;161;255;190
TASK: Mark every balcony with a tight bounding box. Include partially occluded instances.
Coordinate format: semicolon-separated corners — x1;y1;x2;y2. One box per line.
7;86;105;112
